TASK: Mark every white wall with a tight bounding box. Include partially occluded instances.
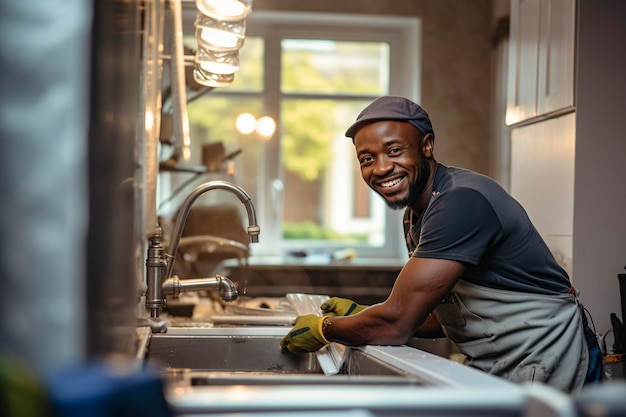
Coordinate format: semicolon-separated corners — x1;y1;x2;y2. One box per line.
573;0;626;339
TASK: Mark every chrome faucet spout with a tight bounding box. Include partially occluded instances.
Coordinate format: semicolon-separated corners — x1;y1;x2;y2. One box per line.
164;180;259;280
162;275;238;302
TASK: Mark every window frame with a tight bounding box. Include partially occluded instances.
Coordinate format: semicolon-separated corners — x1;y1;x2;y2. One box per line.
182;10;421;261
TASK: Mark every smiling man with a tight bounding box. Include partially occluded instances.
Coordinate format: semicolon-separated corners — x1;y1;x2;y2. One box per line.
279;96;603;393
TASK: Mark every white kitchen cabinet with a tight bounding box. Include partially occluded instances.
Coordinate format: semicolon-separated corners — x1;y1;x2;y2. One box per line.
506;0;576;125
537;0;576;116
506;0;541;124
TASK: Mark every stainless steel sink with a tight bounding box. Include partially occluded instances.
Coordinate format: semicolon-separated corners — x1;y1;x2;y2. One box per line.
146;331;321;373
146;328;421;386
145;326;522;388
145;326;562;417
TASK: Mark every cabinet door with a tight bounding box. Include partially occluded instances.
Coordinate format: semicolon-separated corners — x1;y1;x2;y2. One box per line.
537;0;576;115
506;0;541;125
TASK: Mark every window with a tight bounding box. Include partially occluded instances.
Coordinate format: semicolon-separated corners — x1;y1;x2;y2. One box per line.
175;11;420;260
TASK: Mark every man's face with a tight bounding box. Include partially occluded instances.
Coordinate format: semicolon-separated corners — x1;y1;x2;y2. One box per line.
354;120;432;209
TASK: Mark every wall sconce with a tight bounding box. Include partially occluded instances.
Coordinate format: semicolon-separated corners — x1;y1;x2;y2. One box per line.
193;0;252;88
196;0;252;21
192;68;234;88
195;13;246;51
195;47;239;74
236;113;276;139
256;116;277;138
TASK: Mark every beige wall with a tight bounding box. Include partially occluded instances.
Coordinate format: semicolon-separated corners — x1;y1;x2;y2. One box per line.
253;0;495;175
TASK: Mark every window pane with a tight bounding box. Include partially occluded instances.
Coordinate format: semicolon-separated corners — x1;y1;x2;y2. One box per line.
228;36;264;92
184;96;263;205
281;99;387;247
281;39;390;95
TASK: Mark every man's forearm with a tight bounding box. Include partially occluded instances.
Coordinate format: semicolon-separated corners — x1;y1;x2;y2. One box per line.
321;304;427;346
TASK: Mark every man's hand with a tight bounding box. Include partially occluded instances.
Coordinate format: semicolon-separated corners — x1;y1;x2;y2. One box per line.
320;297;367;317
280;314;329;354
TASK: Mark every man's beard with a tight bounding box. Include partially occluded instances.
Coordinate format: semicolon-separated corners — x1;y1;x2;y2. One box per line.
384;161;431;210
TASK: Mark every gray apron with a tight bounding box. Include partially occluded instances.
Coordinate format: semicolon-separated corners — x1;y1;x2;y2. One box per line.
432;280;588;392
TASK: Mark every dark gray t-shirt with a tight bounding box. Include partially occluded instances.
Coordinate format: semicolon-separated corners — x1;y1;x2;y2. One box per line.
408;164;571;295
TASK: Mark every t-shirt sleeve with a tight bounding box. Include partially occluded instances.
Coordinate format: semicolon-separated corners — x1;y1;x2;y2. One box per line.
413;188;501;265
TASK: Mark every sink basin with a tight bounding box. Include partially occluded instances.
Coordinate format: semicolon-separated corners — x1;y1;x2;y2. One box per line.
145;326;521;388
145;326;552;417
145;327;529;399
146;327;420;385
147;330;320;373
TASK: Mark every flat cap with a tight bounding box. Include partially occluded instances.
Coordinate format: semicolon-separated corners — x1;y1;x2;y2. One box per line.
345;96;434;139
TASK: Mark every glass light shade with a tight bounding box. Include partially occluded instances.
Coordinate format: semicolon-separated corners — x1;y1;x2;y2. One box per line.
196;0;252;22
193;67;235;87
195;47;239;75
195;13;246;51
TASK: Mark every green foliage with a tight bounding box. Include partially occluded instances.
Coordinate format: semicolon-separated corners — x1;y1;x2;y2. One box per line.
281;100;335;182
282;51;335;93
283;221;368;242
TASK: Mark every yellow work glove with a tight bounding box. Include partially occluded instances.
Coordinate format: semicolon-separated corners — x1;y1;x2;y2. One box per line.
280;314;330;354
320;297;367;317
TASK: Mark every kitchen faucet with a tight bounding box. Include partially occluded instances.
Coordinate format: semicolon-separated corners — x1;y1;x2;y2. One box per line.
145;180;260;318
